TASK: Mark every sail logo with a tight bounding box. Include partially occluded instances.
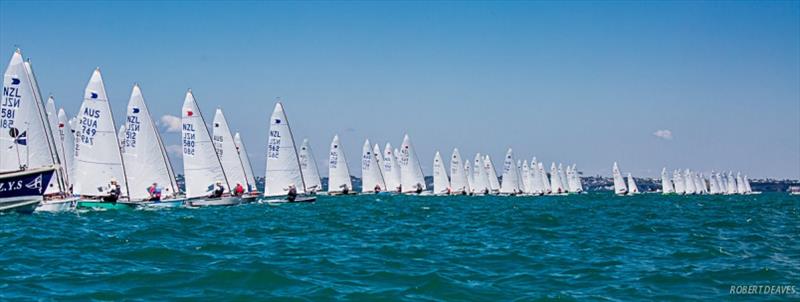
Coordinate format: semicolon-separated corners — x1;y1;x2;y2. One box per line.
24;175;43;193
90;92;98;99
11;78;20;85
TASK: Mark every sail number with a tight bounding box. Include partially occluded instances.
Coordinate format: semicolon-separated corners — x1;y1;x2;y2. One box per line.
1;86;21;129
267;130;280;159
124;115;141;149
182;123;196;156
78;107;101;146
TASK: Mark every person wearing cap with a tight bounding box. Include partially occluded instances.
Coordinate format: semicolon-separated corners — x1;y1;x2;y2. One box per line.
104;178;122;202
147;182;161;201
209;181;225;198
287;184;298;202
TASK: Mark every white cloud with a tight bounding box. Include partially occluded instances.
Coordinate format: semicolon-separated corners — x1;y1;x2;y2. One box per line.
166;144;183;157
160;115;182;133
653;129;673;140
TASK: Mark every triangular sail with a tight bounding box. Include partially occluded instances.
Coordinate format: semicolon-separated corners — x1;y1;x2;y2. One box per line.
73;69;129;198
612;162;627;195
626;173;639;194
45;96;69;188
327;135;352;193
25;59;67;196
538;162;551;194
521;160;530;194
684;169;696;194
212;109;249;191
673;170;685;194
57;108;76;189
499;148;521;194
735;172;746;194
382;143;401;192
661;168;674;194
558;163;570;192
234;132;257;192
399;134;426;193
570;164;583;193
465;160;474;193
550;162;565;194
361;139;386;193
472;153;489;194
484;155;500;192
298;138;322;193
449;148;470;194
264;102;305;196
181;90;228;198
122;85;178;200
432;151;450;194
529;159;543;194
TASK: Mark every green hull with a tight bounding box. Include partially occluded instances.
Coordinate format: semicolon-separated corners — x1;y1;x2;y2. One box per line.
76;201;136;210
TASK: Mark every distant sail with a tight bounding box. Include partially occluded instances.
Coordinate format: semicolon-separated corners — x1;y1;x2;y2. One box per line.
298;138;322;193
465;159;474;193
626;173;639;194
612;162;627;195
499;148;521;194
449;148;470;194
382;143;401;192
432;151;450;194
539;162;551;194
684;169;696;195
529;159;543;195
57;108;76;186
361;139;386;193
264;102;306;196
234;132;258;192
661;168;674;194
399;134;426;193
212;108;249;191
550;162;565;194
521;160;530;194
484;155;501;193
181;90;228;198
328;135;353;193
472;153;489;194
735;172;746;194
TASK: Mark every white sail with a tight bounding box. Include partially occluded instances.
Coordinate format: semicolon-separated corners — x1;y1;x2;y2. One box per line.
558;163;570;192
432;151;450;194
529;159;543;195
328;135;353;193
72;69;129;198
626;173;639;194
373;144;383;174
499;148;522;194
521;160;530;194
44;96;70;187
673;170;685;194
684;169;696;195
484;155;500;193
571;164;584;193
539;162;551;194
708;172;719;194
264;102;305;196
234;132;257;192
181;90;228;198
744;175;752;193
212;108;249;192
696;173;707;194
298;138;322;193
735;172;746;194
661;168;674;194
57;108;76;189
382;143;401;192
449;148;470;194
122;85;178;200
612;162;627;195
472;153;489;194
465;160;474;193
361;139;386;193
550;162;565;194
399;134;426;193
1;51;57;175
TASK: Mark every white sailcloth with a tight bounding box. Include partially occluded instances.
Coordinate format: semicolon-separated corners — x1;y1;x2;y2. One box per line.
612;162;627;195
73;69;129;197
399;134;426;193
44;96;69;187
550;162;565;194
328;135;353;193
571;164;584;193
735;173;746;194
673;170;685;194
484;155;501;193
743;175;752;193
382;143;402;192
539;162;551;194
499;148;521;194
181;90;228;198
558;163;570;192
361;139;386;193
432;151;450;194
521;160;530;194
449;148;470;194
626;173;639;194
373;144;383;175
264;102;305;196
472;153;489;194
684;169;696;195
212;109;249;191
122;85;178;200
529;159;543;194
465;160;474;193
234;132;257;192
57;108;76;188
298;138;322;193
661;168;674;194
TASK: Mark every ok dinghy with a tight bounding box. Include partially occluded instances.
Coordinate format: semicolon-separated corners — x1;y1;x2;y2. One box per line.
213;108;257;203
262;102;315;203
361;139;387;194
298;138;322;194
449;148;470;195
612;162;628;195
661;168;675;195
181;90;241;207
234;132;260;198
483;155;500;194
327;135;355;195
121;85;184;208
626;173;640;195
399;134;427;194
432;151;450;195
382;143;402;193
499;148;522;195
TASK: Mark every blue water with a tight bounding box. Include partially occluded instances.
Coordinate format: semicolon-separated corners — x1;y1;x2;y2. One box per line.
1;193;798;301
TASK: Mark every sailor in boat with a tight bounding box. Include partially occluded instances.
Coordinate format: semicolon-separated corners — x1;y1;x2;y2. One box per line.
340;184;350;195
306;185;318;195
209;181;225;198
287;184;298;202
147;183;162;201
233;182;245;197
103;178;122;202
415;183;423;194
374;184;382;194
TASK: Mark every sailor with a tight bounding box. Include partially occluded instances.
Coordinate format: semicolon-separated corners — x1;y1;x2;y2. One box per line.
287;184;297;202
415;183;423;194
234;182;245;196
341;184;350;195
104;178;121;202
209;181;224;198
374;184;382;193
147;182;161;201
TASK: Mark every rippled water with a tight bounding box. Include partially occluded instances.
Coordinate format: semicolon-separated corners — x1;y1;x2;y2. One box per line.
1;193;798;301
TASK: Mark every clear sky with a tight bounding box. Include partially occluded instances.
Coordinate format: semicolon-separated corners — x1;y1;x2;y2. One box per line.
2;1;798;179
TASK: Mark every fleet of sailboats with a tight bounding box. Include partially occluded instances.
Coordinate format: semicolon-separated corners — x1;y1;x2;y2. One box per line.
0;49;776;213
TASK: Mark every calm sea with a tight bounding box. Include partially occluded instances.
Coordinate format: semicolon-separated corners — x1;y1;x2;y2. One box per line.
1;193;798;301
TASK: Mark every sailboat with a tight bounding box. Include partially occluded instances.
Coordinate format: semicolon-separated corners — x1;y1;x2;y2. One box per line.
449;148;470;195
465;160;474;194
725;172;737;195
298;138;322;194
661;168;675;194
361;139;387;193
612;162;628;195
567;164;584;194
684;169;696;195
550;162;566;195
382;143;401;193
56;108;76;191
212;108;256;203
520;160;530;194
484;155;500;194
328;135;354;195
234;132;259;194
626;173;640;194
528;159;543;195
558;163;570;193
432;151;450;195
538;162;551;195
499;148;522;195
263;102;313;202
399;134;426;194
472;153;489;195
121;84;182;207
74;69;133;210
181;90;240;207
735;172;746;194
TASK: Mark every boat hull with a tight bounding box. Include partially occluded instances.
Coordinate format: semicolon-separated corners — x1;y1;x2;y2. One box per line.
261;195;316;203
187;196;242;207
0;196;42;214
35;197;78;212
136;198;186;208
77;200;137;210
0;166;57;214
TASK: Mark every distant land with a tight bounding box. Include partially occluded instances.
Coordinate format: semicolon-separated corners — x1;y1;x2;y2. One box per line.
172;175;800;194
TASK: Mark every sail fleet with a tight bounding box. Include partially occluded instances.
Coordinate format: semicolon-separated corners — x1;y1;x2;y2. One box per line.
0;49;763;212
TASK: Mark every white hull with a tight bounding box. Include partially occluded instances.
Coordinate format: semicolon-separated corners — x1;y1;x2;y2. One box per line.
0;196;42;214
187;196;242;207
35;197;79;212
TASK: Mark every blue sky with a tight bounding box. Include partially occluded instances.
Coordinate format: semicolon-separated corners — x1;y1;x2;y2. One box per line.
2;1;798;179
